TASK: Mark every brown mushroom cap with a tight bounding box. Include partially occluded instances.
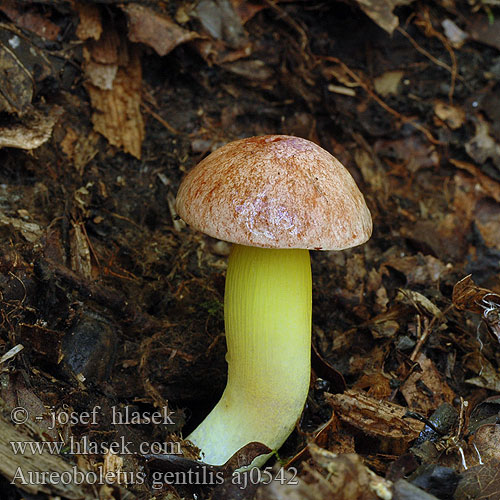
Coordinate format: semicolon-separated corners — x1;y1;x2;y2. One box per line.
176;135;372;250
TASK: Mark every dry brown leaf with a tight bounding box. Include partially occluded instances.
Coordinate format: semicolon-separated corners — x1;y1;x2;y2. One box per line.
452;274;497;314
434;100;466;129
450;160;500;203
468;14;500;51
374;135;439;172
466;355;500;393
473;424;500;463
0;1;60;41
382;254;448;286
353;148;389;203
354;372;393;399
60;126;100;174
352;0;415;34
0;24;55;115
401;353;455;415
475;198;500;251
231;0;268;24
465;115;500;168
395;289;442;318
307;446;391;500
454;459;500;500
122;4;198;57
373;70;404;96
193;0;247;48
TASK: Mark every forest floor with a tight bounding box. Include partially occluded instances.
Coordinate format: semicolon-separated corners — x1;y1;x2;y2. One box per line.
0;0;499;499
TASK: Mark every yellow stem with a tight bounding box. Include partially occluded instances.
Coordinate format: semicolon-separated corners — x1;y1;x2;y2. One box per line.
187;244;312;466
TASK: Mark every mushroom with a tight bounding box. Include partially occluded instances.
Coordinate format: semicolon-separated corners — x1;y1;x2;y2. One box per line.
175;135;372;467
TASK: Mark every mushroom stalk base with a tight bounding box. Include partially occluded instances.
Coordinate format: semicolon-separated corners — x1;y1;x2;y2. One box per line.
187;244;312;467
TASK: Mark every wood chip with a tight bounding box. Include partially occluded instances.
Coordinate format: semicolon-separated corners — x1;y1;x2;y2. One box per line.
75;1;102;41
327;389;425;442
0;106;63;150
85;44;144;159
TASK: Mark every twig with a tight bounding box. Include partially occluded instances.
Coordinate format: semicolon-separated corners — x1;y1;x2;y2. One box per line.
141;102;181;136
397;13;461;103
319;55;443;145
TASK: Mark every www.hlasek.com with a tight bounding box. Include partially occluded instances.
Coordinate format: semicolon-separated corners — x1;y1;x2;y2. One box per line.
11;465;299;490
9;404;299;489
10;435;181;456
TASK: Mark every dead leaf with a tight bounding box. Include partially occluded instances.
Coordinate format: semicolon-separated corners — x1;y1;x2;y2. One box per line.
382;254;448;286
434;100;466;129
454;459;500;500
353;148;389;202
60;126;100;174
223;442;272;471
0;373;59;440
0;1;60;41
0;24;56;115
193;0;247;48
401;353;455;415
452;275;497;315
352;0;416;35
232;0;268;24
395;289;442;318
465;115;500;168
121;4;198;57
308;446;390;500
475;198;500;251
311;341;346;394
374;135;439;172
450;159;500;203
354;372;393;399
473;424;500;463
466;355;500;393
369;319;400;339
374;70;404;96
468;14;500;51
